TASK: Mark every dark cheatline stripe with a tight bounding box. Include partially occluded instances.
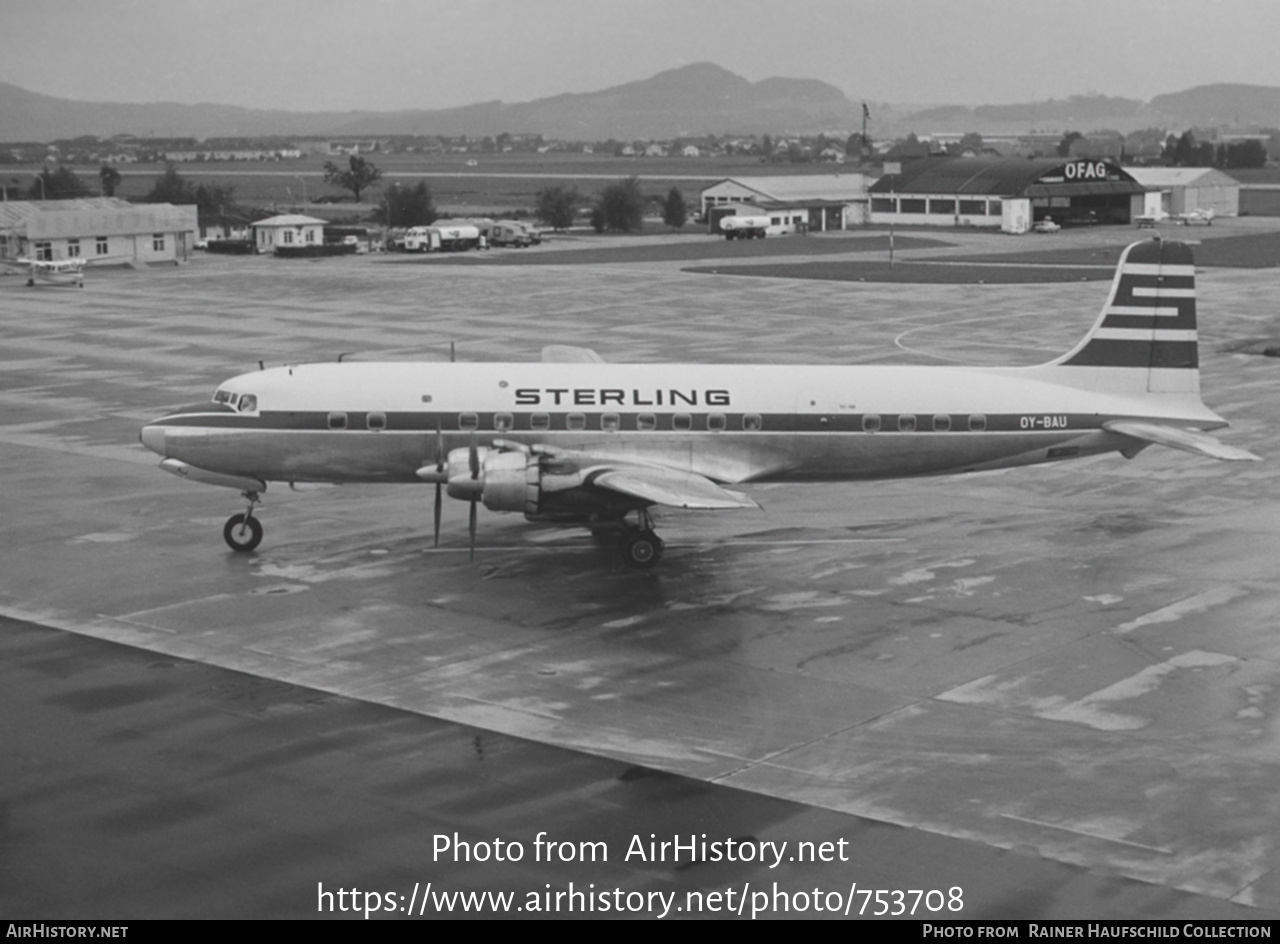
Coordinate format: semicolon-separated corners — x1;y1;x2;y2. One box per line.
1064;339;1198;369
155;411;1109;435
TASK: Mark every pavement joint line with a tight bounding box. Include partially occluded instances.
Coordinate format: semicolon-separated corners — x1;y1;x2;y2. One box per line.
999;813;1175;854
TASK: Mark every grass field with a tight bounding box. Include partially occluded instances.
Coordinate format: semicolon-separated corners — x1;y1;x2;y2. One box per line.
26;152;857;216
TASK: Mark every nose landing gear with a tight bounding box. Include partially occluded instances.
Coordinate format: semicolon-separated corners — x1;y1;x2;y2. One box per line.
223;491;263;552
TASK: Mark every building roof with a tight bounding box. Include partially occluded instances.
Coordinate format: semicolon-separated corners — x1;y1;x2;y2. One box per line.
252;214;328;227
703;175;868;203
1125;167;1240;188
0;197;196;238
869;157;1146;197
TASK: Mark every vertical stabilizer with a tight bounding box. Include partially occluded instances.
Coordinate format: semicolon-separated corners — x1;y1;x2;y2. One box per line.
1047;239;1199;394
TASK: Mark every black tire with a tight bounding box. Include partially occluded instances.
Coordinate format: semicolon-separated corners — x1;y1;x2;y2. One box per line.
620;531;664;568
223;513;263;552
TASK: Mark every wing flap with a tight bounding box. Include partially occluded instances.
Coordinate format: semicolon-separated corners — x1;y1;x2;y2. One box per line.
593;467;758;509
1104;420;1261;462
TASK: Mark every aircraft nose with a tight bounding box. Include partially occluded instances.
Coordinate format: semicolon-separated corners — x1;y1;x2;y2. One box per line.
140;425;165;456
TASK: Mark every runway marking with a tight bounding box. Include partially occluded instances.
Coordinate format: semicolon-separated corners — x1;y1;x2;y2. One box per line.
999;812;1174;854
1113;586;1248;634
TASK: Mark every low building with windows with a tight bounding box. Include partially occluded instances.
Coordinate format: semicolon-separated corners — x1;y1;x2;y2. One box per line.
250;214;327;254
700;175;871;233
868;157;1151;233
0;197;197;266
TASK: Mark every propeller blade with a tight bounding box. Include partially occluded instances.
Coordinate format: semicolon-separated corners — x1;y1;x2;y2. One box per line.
469;500;477;562
433;483;443;547
434;419;444;547
469;432;480;479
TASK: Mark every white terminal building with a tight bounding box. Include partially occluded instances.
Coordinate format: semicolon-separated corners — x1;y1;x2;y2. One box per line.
700;175;871;234
0;197;198;265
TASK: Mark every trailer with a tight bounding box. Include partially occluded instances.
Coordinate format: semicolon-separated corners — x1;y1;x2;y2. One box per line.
718;214;772;239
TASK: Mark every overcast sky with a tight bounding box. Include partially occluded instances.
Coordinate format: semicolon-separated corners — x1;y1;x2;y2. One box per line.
2;0;1279;113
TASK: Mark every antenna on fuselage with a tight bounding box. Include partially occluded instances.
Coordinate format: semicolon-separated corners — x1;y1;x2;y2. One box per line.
258;360;264;371
450;342;456;363
337;352;353;362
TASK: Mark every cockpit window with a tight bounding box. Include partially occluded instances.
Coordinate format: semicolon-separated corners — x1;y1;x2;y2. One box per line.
213;389;233;404
237;394;258;413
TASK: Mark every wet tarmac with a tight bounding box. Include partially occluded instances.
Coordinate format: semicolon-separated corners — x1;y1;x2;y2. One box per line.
3;227;1280;919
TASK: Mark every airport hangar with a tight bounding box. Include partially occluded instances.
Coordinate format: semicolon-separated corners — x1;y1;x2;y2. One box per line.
1125;166;1241;218
0;197;198;266
700;174;871;234
867;157;1163;234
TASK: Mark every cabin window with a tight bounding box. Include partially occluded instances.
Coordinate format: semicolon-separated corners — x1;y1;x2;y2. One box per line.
327;411;347;430
530;412;550;431
366;411;387;430
601;413;620;431
743;413;762;431
862;414;881;432
458;412;479;431
707;413;727;432
898;414;917;432
933;413;951;432
968;414;987;432
494;412;514;432
673;413;692;431
567;413;586;431
637;413;657;431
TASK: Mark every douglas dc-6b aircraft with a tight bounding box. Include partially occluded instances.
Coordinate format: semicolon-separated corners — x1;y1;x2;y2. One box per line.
140;239;1258;567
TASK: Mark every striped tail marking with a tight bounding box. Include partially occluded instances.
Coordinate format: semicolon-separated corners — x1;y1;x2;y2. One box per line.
1061;239;1197;369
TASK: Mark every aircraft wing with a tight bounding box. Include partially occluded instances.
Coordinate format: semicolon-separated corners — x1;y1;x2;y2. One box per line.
591;466;758;509
1104;420;1261;462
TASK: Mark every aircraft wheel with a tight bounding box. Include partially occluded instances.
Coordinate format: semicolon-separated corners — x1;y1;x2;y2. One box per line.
620;530;664;569
223;513;263;552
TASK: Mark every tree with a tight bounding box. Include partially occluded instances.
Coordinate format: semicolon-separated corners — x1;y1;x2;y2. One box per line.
28;165;92;200
144;164;198;204
595;176;645;233
382;181;437;227
98;163;122;197
662;187;687;230
193;183;240;227
322;155;382;203
534;185;580;230
1056;131;1083;157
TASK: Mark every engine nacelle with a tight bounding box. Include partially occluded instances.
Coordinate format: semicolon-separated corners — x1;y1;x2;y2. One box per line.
478;449;540;514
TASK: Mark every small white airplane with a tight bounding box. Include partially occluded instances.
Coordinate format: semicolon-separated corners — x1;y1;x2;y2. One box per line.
5;256;88;287
1173;208;1215;226
140;238;1258;567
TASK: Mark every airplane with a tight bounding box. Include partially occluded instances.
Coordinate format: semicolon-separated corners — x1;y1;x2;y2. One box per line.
1172;207;1215;226
4;256;88;287
139;238;1259;568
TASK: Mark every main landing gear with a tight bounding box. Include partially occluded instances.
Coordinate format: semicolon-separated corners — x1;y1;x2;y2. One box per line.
223;491;263;552
618;508;665;569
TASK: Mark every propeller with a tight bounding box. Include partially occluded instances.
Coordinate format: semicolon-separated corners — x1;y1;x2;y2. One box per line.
468;432;480;561
432;420;444;547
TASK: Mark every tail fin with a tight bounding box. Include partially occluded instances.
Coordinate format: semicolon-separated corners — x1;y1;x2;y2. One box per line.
1046;238;1198;394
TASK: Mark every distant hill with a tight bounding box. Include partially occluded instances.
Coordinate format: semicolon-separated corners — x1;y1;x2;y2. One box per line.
1148;84;1280;127
4;68;1280;144
0;64;859;142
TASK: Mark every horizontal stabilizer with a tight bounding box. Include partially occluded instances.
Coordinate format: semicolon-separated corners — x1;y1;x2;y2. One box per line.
1103;420;1261;462
593;467;758;510
542;344;605;363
